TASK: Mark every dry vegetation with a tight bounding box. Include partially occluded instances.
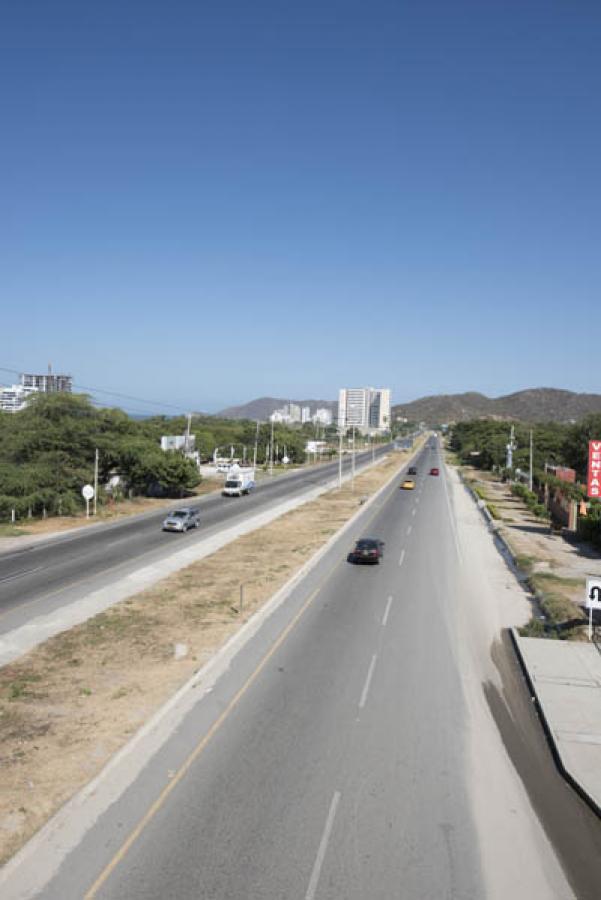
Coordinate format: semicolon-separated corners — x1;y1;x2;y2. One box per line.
0;450;413;863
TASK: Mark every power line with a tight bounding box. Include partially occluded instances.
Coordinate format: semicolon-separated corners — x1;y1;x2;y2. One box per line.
0;364;192;415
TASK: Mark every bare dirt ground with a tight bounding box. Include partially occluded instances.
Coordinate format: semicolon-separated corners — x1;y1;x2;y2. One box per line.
456;463;600;633
0;450;412;864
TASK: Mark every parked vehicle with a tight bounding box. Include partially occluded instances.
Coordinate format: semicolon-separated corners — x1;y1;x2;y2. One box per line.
348;538;385;564
162;508;200;532
222;465;256;497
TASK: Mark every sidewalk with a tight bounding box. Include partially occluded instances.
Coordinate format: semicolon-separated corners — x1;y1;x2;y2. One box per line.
512;632;601;815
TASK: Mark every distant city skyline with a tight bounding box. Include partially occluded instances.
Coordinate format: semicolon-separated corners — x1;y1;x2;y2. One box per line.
1;2;599;413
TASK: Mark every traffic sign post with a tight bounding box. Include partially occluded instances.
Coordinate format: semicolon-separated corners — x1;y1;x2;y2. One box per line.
82;484;95;520
585;577;601;641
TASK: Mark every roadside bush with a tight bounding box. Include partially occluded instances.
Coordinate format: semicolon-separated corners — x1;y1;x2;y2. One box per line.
511;483;549;519
578;501;601;549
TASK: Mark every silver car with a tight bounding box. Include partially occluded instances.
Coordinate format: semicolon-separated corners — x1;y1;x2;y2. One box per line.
162;507;200;532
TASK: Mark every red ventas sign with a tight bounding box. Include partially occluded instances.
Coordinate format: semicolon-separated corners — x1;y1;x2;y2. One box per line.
587;440;601;498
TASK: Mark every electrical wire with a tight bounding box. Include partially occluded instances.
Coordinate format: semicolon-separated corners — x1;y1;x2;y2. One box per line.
0;364;193;416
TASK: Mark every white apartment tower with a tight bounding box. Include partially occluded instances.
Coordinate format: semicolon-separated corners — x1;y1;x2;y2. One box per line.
338;387;391;434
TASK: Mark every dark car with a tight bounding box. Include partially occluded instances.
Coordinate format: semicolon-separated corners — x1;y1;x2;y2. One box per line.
348;538;384;564
162;508;201;532
429;467;440;476
408;466;417;475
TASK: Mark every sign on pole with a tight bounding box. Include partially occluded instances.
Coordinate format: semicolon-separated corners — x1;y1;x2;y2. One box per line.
82;484;94;519
587;441;601;498
585;577;601;641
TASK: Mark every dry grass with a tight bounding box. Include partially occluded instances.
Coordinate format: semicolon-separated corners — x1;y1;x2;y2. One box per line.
0;449;417;863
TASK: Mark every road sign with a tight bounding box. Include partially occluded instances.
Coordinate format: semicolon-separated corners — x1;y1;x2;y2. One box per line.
585;577;601;641
82;484;94;500
587;440;601;498
586;578;601;609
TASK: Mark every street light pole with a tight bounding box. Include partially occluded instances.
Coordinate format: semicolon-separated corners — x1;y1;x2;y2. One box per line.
529;430;533;492
351;426;356;492
338;430;342;489
270;419;274;476
253;421;259;469
93;448;99;516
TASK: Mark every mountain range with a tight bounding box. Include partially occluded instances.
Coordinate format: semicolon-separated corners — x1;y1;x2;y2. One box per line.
217;389;601;424
391;388;601;424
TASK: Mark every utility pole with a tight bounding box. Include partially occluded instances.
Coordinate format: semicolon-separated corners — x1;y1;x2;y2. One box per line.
253;421;259;469
351;426;356;491
93;448;99;516
529;429;533;492
338;430;343;489
270;419;274;476
506;424;516;471
185;413;192;452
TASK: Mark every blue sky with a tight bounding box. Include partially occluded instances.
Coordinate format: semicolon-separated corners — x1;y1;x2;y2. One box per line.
1;1;599;413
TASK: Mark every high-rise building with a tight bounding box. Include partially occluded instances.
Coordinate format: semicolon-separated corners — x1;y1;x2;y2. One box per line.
288;403;301;423
301;406;311;423
21;371;72;393
313;407;333;426
338;387;391;434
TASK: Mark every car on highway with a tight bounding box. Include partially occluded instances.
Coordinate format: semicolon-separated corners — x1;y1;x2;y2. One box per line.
162;508;201;532
429;467;440;476
348;538;385;564
400;479;416;490
408;466;418;475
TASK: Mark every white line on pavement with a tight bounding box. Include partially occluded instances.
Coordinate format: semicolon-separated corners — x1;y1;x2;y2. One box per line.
305;791;341;900
411;508;416;516
382;596;393;626
359;654;378;709
398;549;405;568
441;464;463;564
406;525;412;536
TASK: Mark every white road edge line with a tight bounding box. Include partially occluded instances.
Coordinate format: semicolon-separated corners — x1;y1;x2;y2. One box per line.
305;791;341;900
398;549;405;568
382;596;393;626
359;654;378;709
441;463;463;564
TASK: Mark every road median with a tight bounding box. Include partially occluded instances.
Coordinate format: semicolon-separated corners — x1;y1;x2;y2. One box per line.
0;443;421;867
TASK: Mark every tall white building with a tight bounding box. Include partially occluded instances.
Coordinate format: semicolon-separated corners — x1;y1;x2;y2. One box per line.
313;407;333;426
301;406;311;423
338;387;391;434
21;371;72;393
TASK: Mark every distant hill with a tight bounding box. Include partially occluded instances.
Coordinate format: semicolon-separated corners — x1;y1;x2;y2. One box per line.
216;396;337;421
392;388;601;424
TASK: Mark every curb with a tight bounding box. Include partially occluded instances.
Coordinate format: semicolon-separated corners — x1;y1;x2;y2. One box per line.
0;443;423;896
508;628;601;820
452;463;601;820
0;450;391;667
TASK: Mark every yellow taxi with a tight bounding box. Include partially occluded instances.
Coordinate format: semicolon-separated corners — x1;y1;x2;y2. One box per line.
400;479;416;490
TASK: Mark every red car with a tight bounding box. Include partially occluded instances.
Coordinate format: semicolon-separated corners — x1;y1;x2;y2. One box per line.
429;467;440;476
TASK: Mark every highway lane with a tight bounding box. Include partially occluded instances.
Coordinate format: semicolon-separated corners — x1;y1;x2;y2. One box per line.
0;445;389;621
31;439;601;899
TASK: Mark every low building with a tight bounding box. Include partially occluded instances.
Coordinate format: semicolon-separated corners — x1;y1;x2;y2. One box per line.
0;384;37;413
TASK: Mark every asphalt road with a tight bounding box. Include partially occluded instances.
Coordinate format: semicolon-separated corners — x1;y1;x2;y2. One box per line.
0;446;388;626
30;439;601;899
